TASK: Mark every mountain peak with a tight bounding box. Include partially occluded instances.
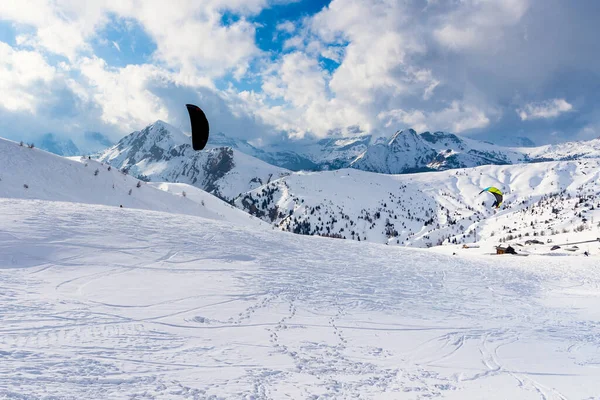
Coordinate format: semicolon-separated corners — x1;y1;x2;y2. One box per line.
141;120;190;147
388;128;424;147
389;128;417;140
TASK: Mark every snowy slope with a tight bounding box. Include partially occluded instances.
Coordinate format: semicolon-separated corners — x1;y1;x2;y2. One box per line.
149;182;268;228
1;198;600;399
235;159;600;251
98;121;289;200
0;137;264;227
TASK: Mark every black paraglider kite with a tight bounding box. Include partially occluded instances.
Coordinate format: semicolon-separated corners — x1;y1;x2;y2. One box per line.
186;104;209;150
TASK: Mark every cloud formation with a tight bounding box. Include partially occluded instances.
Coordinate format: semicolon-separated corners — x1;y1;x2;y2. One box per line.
517;99;573;121
0;0;598;145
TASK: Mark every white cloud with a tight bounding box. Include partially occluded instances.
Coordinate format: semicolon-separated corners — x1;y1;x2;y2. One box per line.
133;1;260;78
517;99;573;120
0;0;265;77
444;102;491;132
0;0;276;138
258;0;441;137
434;0;530;51
0;0;110;60
0;42;57;112
320;45;345;63
434;25;479;51
310;0;427;102
276;21;295;34
379;101;490;133
258;48;390;138
0;0;595;146
262;52;327;108
76;57;170;132
379;109;428;132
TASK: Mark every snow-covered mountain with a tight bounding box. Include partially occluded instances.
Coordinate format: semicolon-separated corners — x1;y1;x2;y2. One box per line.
210;131;371;171
211;129;532;173
79;131;115;154
261;135;373;171
202;128;529;173
98;121;289;200
99;120;600;181
504;136;537;147
526;136;600;161
38;133;80;156
235;159;600;251
209;128;600;174
350;129;526;173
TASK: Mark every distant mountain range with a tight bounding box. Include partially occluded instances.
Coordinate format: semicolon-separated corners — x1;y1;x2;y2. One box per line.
39;120;600;178
36;132;114;156
191;126;600;174
93;121;600;202
209;131;371;171
203;127;600;174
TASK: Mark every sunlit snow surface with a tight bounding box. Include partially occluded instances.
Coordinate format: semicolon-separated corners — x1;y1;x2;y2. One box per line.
1;199;600;399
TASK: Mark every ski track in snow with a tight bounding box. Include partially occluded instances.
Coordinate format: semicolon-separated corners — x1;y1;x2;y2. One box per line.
1;199;600;399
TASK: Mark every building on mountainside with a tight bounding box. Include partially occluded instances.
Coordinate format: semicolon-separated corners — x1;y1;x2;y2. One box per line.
496;245;517;255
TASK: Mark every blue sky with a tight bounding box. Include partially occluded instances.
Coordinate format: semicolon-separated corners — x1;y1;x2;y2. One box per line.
0;0;599;147
91;16;157;68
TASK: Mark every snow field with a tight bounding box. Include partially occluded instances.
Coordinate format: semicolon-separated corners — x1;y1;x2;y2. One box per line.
1;199;600;399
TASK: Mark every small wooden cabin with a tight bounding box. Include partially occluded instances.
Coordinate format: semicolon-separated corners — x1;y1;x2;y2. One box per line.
496;245;516;255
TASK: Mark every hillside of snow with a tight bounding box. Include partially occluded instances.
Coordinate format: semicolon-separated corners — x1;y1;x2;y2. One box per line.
149;182;268;228
2;198;600;399
0;137;265;228
235;159;600;254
